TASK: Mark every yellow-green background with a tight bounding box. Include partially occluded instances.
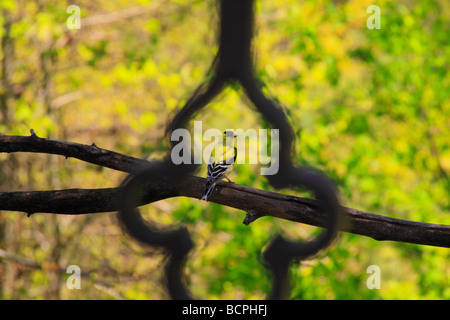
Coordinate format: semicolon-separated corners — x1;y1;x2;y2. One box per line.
0;0;449;299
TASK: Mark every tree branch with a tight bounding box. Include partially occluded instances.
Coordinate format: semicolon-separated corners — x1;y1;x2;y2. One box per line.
0;131;148;172
81;4;163;28
0;133;449;248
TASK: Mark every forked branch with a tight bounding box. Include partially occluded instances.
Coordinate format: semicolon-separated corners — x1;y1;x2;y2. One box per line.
1;132;449;248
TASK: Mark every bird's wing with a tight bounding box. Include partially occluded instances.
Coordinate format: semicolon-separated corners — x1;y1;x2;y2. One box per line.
207;144;236;180
209;144;235;164
222;144;237;164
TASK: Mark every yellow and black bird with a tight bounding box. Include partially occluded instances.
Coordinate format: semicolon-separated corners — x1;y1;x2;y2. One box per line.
200;130;237;201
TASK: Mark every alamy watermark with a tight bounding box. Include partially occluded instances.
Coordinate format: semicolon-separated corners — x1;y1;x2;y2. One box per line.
367;5;381;29
366;265;381;289
171;121;279;175
66;265;81;289
66;5;81;30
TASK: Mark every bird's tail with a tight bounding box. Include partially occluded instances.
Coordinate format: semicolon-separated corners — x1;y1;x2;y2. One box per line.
200;178;216;201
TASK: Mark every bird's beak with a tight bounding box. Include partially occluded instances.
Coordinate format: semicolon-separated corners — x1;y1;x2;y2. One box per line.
233;134;237;138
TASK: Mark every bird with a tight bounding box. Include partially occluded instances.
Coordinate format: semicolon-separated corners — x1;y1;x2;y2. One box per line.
200;130;237;201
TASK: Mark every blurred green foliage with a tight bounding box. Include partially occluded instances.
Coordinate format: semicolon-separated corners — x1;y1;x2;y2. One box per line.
0;0;448;299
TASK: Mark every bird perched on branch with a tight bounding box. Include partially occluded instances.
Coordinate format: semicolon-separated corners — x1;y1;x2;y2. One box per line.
200;130;237;201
